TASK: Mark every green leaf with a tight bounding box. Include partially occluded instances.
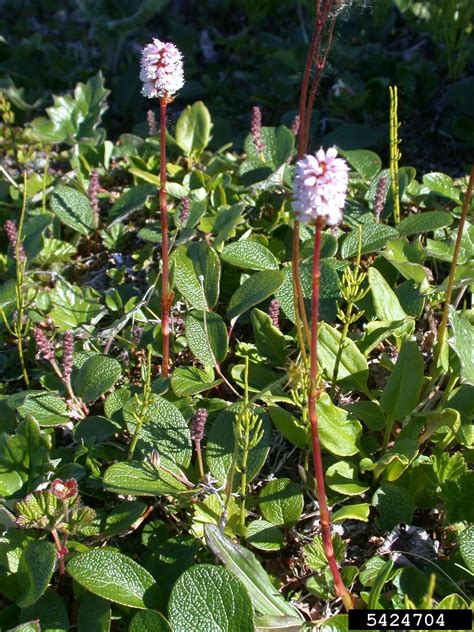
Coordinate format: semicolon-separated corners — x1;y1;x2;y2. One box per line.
368;267;407;321
317;394;361;457
103;501;148;538
421;172;461;202
304;534;345;572
372;483;414;530
17;541;57;607
326;462;369;496
103;461;189;497
259;478;304;526
332;503;370;523
74;355;121;402
123;395;191;466
48;281;102;331
345;400;386;431
67;548;160;609
459;526;474;573
397;211;453;237
168;564;253;632
185;310;228;366
267;405;308;450
250;309;287;366
245;520;284;551
170;366;221;396
243;126;294;169
204;524;301;619
341;224;398;259
206;404;271;486
368;559;394;609
17;392;69;427
129;610;172;632
340;149;382;180
448;308;474;386
319;614;349;632
78;593;111;632
171;242;220;309
31;72;109;146
359;556;387;587
222;240;279;271
19;587;69;632
109;184;155;224
318;323;370;395
380;340;424;421
227;270;285;322
50;185;95;234
175;102;212;159
0;418;51;498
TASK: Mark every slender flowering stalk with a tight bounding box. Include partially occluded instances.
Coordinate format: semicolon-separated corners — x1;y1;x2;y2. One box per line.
140;38;184;377
191;408;208;479
147;109;157;135
61;331;74;380
34;327;56;363
292;1;342;362
4;220;26;264
251;106;264;156
374;174;388;223
293;148;353;611
179;196;190;225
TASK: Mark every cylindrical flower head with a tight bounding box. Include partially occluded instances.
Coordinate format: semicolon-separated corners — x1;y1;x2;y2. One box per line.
292;147;349;227
191;408;208;443
140;38;184;100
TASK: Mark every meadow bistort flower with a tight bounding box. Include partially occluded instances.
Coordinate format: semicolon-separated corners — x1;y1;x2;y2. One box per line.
292;147;349;226
140;38;184;100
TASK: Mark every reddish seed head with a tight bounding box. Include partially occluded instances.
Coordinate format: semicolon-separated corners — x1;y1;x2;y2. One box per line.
4;220;26;264
268;299;281;329
88;170;100;227
251;105;264;154
61;331;74;379
191;408;208;443
33;327;55;362
179;197;190;224
374;174;388;223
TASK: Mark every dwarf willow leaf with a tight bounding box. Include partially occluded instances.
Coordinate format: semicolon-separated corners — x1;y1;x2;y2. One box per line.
50;185;95;234
103;461;189;497
368;267;407;321
397;210;453;236
227;270;285;321
67;548;160;609
78;593;111;632
317;394;361;457
340;149;382;180
185;310;228;366
341;223;398;259
17;541;57;608
171;242;220;309
74;355;121;402
380;340;424;421
326;461;370;496
245;520;284;551
458;527;474;573
109;184;155;224
129;610;171;632
168;564;253;632
19;587;69;632
221;240;279;271
259;478;303;526
175;101;212;158
372;483;414;531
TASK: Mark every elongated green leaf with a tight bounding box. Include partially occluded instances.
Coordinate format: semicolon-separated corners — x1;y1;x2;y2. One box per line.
175;101;212;158
222;240;279;271
103;460;189;497
185;310;228;366
171;242;220;309
397;211;453;237
368;559;394;609
67;548;160;609
318;323;370;395
259;478;304;526
168;564;253;632
251;309;287;366
227;270;285;322
50;185;95;234
206;404;271;486
317;394;361;456
17;392;69;427
326;461;369;496
109;184;155;224
17;541;57;607
380;340;424;421
74;355;121;402
341;224;398;259
421;172;461;202
78;593;111;632
170;366;221;397
19;587;69;632
267;405;308;449
340;149;381;180
368;267;407;321
448;307;474;386
205;524;302;619
130;610;171;632
372;483;414;530
332;503;370;523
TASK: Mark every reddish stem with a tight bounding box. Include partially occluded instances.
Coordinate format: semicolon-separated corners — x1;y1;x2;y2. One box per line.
160;99;170;377
309;219;354;611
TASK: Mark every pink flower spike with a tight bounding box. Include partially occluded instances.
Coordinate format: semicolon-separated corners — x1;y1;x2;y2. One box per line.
140;38;184;100
292;147;349;227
